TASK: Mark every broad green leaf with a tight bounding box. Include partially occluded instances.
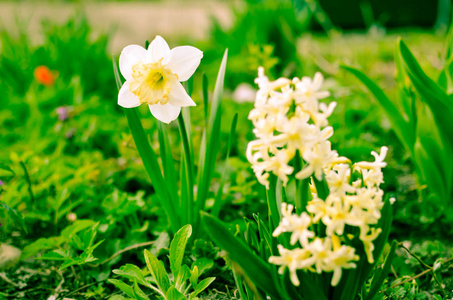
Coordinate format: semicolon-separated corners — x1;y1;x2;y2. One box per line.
113;264;148;287
0;163;14;174
108;279;136;299
190;266;199;289
0;202;27;234
166;286;187;300
150;231;170;257
60;220;96;241
108;295;132;300
175;264;191;292
144;249;170;295
133;281;150;300
21;237;60;260
189;277;215;300
60;257;92;270
170;224;192;278
341;65;414;153
201;212;281;299
191;258;214;276
39;250;67;261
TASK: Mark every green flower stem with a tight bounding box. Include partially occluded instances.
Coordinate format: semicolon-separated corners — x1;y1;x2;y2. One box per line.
296;178;310;214
266;175;281;231
178;113;195;226
123;108;179;234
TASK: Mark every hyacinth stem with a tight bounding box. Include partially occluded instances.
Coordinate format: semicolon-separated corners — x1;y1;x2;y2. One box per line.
266;175;281;231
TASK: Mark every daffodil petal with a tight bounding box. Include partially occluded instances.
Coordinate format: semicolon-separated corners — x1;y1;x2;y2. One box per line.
166;46;203;82
119;45;147;81
118;81;141;108
149;103;181;124
147;35;171;64
168;80;196;107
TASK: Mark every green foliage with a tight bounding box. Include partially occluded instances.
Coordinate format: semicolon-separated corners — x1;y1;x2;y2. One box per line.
0;14;115;99
205;0;311;88
109;225;215;300
21;221;102;271
202;201;394;300
343;38;453;205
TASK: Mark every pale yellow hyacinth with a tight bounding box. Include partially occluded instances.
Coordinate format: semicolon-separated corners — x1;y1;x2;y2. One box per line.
248;68;390;287
246;67;341;187
270;147;389;286
118;36;203;123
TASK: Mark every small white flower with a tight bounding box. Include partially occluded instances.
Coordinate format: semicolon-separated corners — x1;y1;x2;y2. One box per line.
118;36;203;123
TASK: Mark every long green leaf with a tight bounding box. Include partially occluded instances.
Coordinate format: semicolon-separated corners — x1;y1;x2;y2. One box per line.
398;39;453;144
194;50;228;232
415;104;452;200
201;212;282;299
157;122;180;218
178;113;195;226
124;108;179;233
211;113;238;217
341;65;415;153
365;240;397;300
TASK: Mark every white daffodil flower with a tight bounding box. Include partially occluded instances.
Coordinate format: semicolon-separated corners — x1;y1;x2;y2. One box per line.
118;35;203;123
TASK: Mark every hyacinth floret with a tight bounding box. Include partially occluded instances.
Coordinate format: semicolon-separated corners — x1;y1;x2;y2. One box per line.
246;67;346;187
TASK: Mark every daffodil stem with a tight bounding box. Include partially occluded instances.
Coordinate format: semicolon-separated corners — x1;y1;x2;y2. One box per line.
178;113;195;226
123;108;179;234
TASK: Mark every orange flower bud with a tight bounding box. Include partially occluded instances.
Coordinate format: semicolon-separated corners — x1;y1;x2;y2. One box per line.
34;65;57;86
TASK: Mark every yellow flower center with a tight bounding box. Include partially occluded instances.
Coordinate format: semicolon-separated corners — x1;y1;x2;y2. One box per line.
129;61;178;105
